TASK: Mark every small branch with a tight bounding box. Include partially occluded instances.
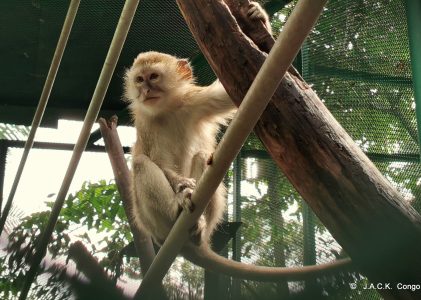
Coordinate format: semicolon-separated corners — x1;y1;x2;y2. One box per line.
68;241;127;300
99;117;156;275
98;117;168;299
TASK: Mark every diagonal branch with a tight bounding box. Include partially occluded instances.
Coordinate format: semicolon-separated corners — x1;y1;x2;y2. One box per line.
99;117;156;276
98;117;168;299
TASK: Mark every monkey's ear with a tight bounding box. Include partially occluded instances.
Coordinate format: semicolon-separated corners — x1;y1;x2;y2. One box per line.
177;59;193;81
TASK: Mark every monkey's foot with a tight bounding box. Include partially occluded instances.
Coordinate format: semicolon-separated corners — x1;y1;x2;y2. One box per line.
248;2;267;21
176;187;195;212
190;216;206;245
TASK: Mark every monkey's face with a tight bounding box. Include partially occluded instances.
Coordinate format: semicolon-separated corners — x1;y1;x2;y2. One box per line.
124;52;194;116
125;64;169;111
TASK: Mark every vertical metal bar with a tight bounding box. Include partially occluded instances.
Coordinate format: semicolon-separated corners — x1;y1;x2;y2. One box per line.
18;1;140;299
205;174;230;300
0;141;7;218
299;12;316;269
135;0;327;297
405;0;421;155
303;202;316;266
302;202;318;295
300;39;310;79
232;155;242;262
231;154;242;299
0;0;81;235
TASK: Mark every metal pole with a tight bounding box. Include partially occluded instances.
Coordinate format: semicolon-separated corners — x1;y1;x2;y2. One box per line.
135;0;327;297
232;155;242;262
302;202;317;294
0;0;81;235
405;0;421;156
231;155;242;299
18;1;140;299
0;141;7;218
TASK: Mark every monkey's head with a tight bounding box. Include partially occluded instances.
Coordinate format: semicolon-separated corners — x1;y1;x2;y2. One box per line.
124;51;194;115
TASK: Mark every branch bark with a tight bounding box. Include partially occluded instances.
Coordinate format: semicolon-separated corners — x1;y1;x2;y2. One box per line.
68;241;127;300
176;0;421;298
98;117;168;299
99;117;156;275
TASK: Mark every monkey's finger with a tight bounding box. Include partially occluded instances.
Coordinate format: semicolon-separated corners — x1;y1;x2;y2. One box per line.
176;188;195;212
176;179;196;193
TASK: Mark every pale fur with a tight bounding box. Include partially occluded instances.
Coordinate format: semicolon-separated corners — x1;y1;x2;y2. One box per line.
125;51;235;245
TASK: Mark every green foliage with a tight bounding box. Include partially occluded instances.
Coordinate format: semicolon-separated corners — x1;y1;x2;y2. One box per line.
0;180;132;299
0;180;207;299
0;123;29;140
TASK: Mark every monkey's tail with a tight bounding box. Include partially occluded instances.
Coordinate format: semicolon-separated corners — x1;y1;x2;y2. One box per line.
182;244;354;282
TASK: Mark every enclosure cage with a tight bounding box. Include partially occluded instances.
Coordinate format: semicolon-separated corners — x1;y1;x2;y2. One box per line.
0;0;420;299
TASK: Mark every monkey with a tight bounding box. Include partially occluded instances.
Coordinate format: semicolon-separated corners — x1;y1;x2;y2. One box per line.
124;2;352;282
125;50;233;246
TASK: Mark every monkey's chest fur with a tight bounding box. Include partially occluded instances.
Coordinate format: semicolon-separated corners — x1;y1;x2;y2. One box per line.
132;111;224;243
137;113;218;176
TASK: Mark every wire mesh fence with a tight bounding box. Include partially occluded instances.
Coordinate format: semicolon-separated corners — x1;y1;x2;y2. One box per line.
0;0;419;299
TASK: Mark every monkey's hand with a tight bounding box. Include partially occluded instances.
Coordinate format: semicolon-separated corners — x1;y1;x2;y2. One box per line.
175;177;196;212
248;2;272;34
175;177;196;193
174;178;207;245
163;168;194;192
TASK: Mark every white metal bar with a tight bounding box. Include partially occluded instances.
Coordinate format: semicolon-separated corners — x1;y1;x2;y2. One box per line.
0;0;81;234
18;1;140;299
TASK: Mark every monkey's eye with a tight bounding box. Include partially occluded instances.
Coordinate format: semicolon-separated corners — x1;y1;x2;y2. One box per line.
149;73;159;80
135;76;144;83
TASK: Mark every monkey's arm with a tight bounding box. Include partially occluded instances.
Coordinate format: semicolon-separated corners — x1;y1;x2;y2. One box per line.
186;80;237;120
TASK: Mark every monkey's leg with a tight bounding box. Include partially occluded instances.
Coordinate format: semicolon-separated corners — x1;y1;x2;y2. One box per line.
133;154;189;230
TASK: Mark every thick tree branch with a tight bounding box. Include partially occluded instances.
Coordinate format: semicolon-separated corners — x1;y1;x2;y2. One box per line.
224;0;304;81
176;0;421;298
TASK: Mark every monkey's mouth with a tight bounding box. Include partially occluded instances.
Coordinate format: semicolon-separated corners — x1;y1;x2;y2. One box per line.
144;96;160;103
